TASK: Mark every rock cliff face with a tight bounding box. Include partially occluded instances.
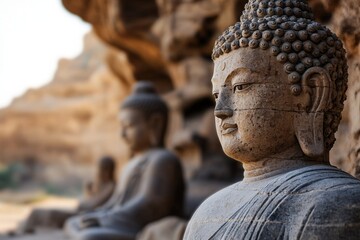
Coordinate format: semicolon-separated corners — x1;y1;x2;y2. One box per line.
62;0;246;89
61;0;248;180
327;0;360;177
0;33;131;184
1;0;359;185
308;0;360;175
61;0;360;175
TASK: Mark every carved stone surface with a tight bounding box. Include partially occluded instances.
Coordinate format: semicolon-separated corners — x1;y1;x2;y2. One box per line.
186;165;360;239
65;82;185;240
184;0;360;239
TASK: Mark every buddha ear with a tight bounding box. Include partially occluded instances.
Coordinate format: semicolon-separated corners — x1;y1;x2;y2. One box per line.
148;113;165;147
294;67;332;160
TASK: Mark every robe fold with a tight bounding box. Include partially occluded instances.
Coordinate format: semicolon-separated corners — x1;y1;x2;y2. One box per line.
184;165;360;240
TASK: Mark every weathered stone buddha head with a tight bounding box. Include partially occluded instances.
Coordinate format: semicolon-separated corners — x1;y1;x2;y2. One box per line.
119;81;168;154
211;0;347;163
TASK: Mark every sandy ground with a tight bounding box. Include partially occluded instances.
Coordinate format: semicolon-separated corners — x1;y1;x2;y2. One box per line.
0;230;67;240
0;193;77;239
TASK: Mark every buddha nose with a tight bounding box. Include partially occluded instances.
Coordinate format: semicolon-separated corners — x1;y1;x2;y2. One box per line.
214;109;233;120
214;90;233;119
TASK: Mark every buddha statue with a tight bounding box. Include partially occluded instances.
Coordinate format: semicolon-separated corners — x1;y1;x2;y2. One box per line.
16;156;116;234
77;156;116;212
184;0;360;239
65;81;185;240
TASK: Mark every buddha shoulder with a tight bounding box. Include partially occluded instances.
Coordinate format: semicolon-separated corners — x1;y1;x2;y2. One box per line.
145;149;182;172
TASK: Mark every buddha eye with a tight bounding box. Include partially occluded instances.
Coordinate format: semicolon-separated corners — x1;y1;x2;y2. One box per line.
233;83;251;92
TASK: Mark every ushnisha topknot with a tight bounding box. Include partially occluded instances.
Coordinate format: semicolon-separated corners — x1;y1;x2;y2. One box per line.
212;0;348;150
121;81;169;146
121;81;168;118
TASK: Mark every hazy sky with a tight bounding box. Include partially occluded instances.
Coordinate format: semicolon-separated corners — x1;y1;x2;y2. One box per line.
0;0;91;108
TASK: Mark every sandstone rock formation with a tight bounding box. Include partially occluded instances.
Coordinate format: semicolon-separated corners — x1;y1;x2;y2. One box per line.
0;32;132;187
61;0;248;88
1;0;359;190
61;0;360;176
331;0;360;178
61;0;247;180
308;0;360;175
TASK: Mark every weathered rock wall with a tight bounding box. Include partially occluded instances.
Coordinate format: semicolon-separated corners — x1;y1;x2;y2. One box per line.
327;0;360;177
308;0;360;175
62;0;246;89
1;0;359;185
61;0;248;179
61;0;360;175
0;33;132;184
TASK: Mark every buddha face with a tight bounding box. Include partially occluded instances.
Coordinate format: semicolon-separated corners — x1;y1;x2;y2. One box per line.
119;108;152;155
212;48;304;163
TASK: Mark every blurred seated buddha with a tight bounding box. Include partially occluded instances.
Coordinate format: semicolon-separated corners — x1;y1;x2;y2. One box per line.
17;156;116;234
65;81;185;240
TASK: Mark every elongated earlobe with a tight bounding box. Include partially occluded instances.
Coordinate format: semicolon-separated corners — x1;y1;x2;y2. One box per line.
149;113;164;147
294;67;332;160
